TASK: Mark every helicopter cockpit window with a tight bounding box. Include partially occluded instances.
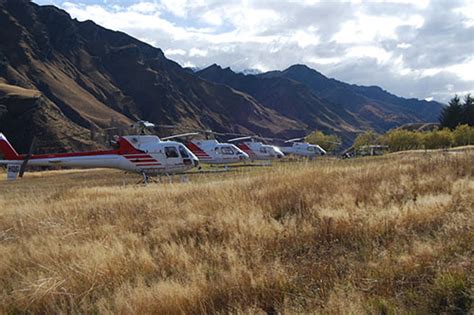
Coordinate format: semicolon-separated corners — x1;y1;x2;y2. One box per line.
308;146;315;152
260;147;267;153
221;146;234;155
165;146;179;158
178;145;189;158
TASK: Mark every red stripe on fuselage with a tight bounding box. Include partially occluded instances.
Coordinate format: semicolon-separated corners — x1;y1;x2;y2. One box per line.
129;159;157;163
137;163;161;166
238;143;255;157
27;149;119;160
26;137;143;160
186;142;210;157
124;154;152;159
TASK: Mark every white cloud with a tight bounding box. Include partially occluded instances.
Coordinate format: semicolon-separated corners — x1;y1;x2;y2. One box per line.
32;0;474;102
307;57;341;65
396;43;411;49
293;30;320;48
332;13;424;44
128;2;160;14
345;46;392;64
160;0;190;17
453;2;474;27
200;10;223;26
189;48;208;57
164;48;187;56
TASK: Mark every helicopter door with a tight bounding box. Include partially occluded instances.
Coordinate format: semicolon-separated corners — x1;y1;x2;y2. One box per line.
178;145;193;166
164;146;182;170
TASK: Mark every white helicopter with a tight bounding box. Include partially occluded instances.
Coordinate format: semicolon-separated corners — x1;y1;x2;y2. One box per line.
0;123;199;183
162;131;250;165
279;137;327;158
228;136;285;161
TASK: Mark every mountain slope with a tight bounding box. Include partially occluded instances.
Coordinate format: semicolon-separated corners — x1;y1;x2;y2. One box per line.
198;64;443;143
0;0;301;152
198;65;370;143
263;65;443;126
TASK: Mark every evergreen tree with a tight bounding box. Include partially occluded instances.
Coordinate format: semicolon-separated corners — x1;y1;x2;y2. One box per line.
461;94;474;126
439;95;464;129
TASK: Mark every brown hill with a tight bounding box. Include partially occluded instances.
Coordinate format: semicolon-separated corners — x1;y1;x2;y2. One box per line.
0;0;302;152
198;64;443;145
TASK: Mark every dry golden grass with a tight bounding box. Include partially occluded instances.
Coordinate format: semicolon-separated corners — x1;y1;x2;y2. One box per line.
0;151;473;314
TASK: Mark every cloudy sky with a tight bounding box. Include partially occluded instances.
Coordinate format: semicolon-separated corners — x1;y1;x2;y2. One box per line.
34;0;473;103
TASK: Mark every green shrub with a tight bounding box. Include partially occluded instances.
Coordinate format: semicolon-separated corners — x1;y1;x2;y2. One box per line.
453;124;474;146
380;129;423;152
422;128;454;149
353;130;381;149
306;131;341;152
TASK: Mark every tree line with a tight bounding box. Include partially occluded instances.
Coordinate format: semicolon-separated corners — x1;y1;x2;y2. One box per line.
439;94;474;129
353;125;474;152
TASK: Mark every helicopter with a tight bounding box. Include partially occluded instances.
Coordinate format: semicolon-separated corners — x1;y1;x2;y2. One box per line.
228;136;285;161
162;131;250;165
0;129;199;183
278;137;327;158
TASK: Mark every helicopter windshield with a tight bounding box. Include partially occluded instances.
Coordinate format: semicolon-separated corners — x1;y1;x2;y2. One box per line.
165;146;179;158
220;146;235;155
178;145;189;158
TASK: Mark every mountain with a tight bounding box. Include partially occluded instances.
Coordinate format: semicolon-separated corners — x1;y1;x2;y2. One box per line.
198;64;443;144
0;0;301;153
265;65;442;123
0;0;442;153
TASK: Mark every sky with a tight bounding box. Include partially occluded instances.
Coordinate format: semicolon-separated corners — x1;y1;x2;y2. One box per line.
33;0;474;103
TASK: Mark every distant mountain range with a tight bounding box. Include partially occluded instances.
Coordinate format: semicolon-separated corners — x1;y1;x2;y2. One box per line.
0;0;443;152
198;64;442;144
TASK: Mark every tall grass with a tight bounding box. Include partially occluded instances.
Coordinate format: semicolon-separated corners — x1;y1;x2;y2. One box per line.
0;151;472;314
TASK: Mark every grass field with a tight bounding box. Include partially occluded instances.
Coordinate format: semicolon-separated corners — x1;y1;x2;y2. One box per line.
0;150;473;314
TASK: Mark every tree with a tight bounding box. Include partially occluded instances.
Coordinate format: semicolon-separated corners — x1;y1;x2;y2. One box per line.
439;95;464;129
306;131;341;152
353;130;380;149
461;94;474;126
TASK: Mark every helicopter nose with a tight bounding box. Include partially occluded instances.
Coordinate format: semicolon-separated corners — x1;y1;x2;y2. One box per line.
240;152;250;160
277;154;283;159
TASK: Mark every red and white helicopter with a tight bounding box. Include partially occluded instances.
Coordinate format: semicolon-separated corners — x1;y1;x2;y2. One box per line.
279;137;327;158
162;131;250;165
0;130;199;182
228;136;285;161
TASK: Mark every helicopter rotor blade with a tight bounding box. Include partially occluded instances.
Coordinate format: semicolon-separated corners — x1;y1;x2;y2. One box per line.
19;137;37;178
228;136;254;142
161;132;200;140
284;137;306;143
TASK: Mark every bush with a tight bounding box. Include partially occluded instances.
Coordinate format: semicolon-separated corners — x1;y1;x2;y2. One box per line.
369;125;474;152
353;130;380;149
453;124;474;146
422;129;454;149
306;131;341;152
380;129;423;152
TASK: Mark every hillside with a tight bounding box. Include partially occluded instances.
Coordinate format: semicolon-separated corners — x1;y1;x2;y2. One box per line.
198;64;443;144
0;151;472;313
198;65;362;144
0;0;301;152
